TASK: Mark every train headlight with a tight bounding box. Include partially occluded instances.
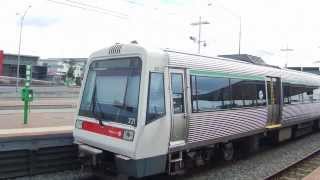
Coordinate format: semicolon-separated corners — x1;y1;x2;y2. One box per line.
123;129;135;141
75;119;83;129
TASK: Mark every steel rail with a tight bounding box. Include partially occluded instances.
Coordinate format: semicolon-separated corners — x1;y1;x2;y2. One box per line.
264;148;320;180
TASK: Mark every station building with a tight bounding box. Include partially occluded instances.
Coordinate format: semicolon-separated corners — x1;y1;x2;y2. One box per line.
0;50;47;80
0;50;87;82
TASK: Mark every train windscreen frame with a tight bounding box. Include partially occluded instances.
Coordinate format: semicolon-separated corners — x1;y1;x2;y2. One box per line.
79;57;142;127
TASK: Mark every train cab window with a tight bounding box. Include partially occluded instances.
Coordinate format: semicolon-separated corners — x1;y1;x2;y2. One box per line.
146;72;166;124
171;73;185;113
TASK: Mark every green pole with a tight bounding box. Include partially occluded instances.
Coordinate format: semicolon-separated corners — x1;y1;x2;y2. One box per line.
22;65;32;125
23;97;29;124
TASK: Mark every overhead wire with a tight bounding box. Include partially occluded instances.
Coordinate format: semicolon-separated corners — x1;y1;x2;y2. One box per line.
47;0;128;19
65;0;128;17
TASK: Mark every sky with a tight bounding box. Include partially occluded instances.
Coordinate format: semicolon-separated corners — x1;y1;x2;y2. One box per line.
1;0;320;67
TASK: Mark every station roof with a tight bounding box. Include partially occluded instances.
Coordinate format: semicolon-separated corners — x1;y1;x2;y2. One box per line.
218;54;280;69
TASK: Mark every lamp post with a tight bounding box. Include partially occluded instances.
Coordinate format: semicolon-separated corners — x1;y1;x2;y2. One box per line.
208;1;242;55
190;16;210;54
16;5;32;92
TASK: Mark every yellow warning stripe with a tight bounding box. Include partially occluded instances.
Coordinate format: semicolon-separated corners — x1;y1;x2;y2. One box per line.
266;124;282;129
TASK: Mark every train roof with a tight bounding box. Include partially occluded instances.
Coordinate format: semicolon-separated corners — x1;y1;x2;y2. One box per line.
88;44;320;86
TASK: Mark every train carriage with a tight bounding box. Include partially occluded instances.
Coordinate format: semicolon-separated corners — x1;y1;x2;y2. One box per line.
73;43;320;178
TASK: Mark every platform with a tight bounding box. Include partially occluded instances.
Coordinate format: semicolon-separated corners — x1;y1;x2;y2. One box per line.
0;109;76;130
0;98;77;109
303;166;320;180
0;96;76;141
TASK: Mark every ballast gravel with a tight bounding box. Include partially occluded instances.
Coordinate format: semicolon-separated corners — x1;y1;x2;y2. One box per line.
176;132;320;180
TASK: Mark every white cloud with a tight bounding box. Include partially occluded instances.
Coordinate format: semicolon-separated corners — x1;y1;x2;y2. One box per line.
1;0;320;67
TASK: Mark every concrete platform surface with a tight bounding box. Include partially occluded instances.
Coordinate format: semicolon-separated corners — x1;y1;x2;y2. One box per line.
303;166;320;180
0;98;77;107
0;109;76;130
0;126;73;138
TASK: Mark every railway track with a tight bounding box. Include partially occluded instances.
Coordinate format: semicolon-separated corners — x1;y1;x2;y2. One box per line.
265;148;320;180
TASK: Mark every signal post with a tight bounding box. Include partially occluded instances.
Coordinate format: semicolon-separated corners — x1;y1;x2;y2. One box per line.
21;65;33;124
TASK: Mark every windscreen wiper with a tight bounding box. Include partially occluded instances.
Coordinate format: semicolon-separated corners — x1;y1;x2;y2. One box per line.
112;104;134;112
92;81;105;126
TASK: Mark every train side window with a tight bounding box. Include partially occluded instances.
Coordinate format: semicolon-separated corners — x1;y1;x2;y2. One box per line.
283;84;291;104
313;87;320;102
290;85;304;104
171;73;185;113
304;86;315;103
230;79;244;107
230;79;265;108
256;81;266;106
146;72;166;124
191;76;230;112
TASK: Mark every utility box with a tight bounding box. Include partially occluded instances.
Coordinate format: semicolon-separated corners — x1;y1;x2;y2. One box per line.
21;88;33;102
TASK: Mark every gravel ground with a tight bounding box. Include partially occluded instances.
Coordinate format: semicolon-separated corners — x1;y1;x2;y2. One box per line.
14;170;94;180
13;132;320;180
175;132;320;180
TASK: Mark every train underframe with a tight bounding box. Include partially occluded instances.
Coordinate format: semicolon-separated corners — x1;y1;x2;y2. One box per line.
78;119;320;179
168;119;320;176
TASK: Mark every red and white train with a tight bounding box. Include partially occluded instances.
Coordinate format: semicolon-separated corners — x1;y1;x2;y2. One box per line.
73;43;320;178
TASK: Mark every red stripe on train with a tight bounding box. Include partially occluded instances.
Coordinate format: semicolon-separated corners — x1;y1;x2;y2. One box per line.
82;121;123;139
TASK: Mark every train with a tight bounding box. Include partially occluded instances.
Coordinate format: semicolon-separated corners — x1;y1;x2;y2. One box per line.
73;43;320;178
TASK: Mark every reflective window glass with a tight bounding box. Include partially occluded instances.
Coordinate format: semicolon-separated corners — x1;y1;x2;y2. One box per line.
146;72;166;124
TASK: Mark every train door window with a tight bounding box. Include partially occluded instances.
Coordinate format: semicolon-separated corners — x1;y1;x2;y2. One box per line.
146;72;165;124
171;73;184;113
191;75;198;111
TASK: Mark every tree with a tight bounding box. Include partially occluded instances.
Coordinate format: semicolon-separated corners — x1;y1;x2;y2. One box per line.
67;65;75;80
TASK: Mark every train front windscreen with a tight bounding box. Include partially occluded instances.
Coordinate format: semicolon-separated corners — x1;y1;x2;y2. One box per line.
78;57;142;127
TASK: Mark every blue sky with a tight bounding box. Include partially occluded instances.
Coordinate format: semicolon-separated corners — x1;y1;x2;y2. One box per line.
1;0;320;67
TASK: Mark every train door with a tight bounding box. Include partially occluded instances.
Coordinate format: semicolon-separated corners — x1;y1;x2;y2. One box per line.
266;77;282;128
169;69;188;143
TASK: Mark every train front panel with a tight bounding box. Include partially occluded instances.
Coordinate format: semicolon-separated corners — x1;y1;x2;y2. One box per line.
73;44;171;178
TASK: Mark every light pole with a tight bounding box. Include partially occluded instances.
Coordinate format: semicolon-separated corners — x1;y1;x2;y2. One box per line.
280;44;294;68
190;16;210;54
208;1;242;55
16;5;32;92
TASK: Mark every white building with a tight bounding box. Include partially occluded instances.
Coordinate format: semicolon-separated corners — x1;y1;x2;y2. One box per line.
39;58;87;81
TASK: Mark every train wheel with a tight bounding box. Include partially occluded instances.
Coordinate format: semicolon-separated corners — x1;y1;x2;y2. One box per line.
222;142;234;161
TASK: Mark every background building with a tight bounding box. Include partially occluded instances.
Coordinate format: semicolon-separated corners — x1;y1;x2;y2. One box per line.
218;54;279;68
39;58;87;83
0;50;47;80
